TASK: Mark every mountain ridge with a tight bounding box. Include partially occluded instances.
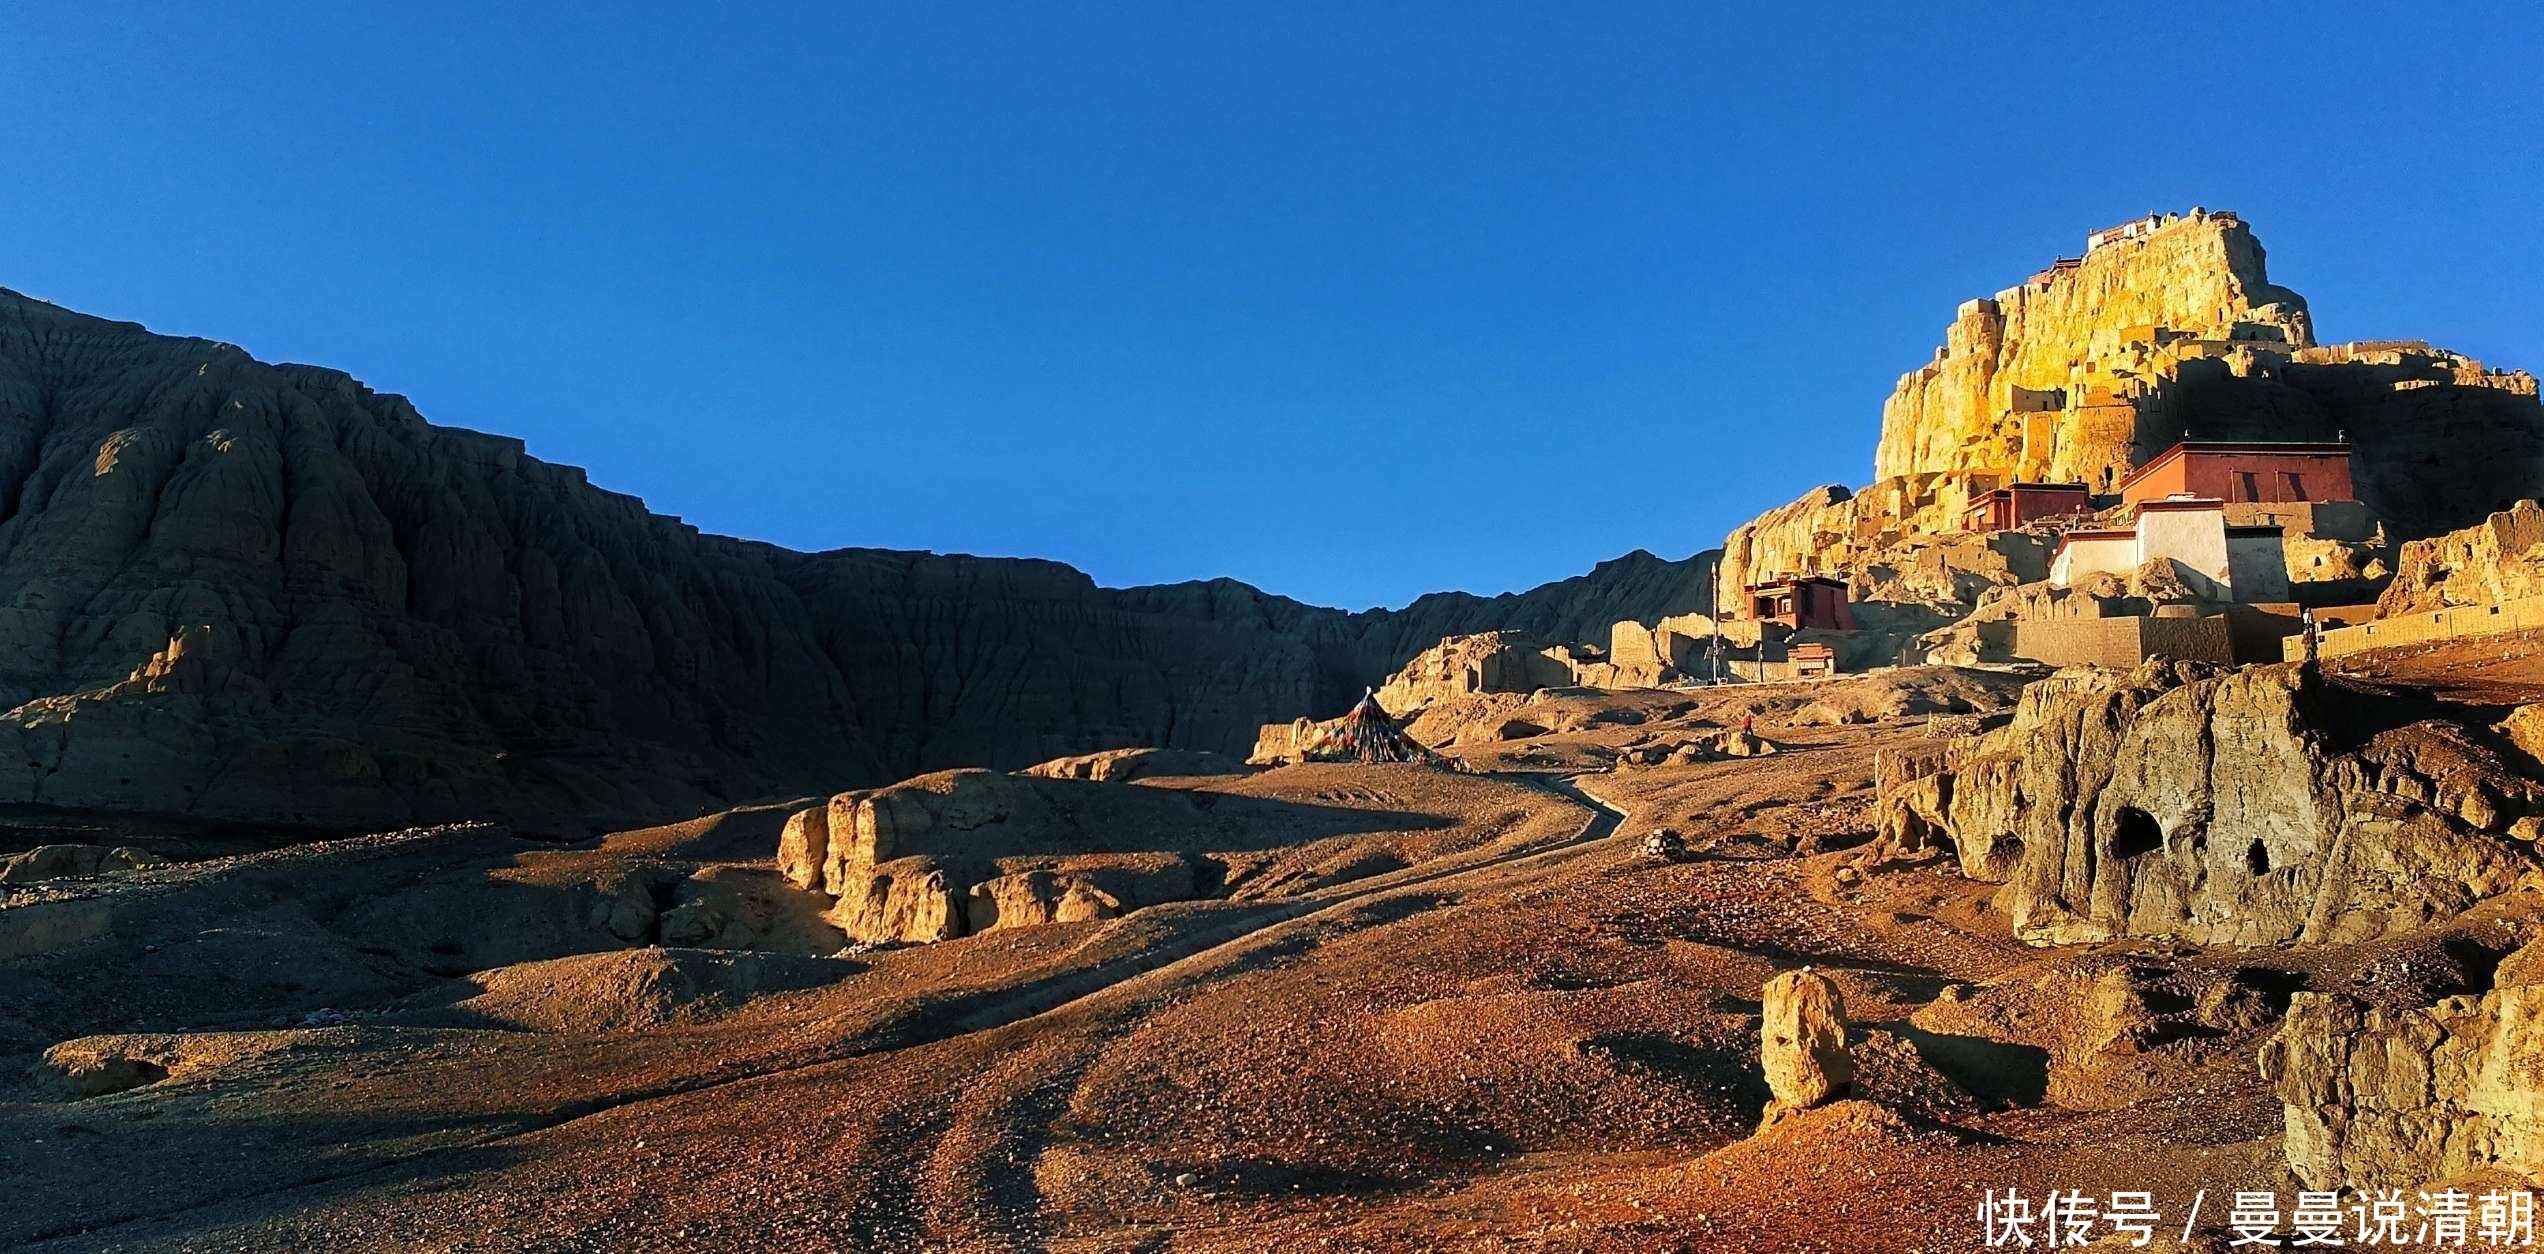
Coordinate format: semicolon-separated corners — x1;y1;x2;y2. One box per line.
0;287;1712;832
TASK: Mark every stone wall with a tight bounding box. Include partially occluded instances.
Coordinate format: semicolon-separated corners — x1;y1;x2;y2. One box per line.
2012;614;2234;668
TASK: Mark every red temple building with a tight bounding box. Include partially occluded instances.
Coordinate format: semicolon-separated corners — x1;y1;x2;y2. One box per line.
2118;440;2355;509
1962;482;2091;532
1743;576;1855;631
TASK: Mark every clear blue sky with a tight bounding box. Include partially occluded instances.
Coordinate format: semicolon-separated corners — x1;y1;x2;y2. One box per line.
4;5;2538;610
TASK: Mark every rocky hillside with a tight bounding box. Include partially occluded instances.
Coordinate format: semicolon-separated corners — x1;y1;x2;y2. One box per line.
0;289;1711;833
2378;499;2544;614
1722;211;2544;600
1877;661;2542;947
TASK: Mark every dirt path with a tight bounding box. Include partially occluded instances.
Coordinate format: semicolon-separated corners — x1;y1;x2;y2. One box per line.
39;773;1634;1251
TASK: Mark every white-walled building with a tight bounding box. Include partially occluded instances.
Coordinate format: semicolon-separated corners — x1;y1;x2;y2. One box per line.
2048;496;2290;601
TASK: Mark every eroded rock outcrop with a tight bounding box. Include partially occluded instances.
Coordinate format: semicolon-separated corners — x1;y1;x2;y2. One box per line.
0;289;1713;832
1760;969;1854;1122
1881;663;2543;946
1877;210;2312;488
2263;936;2544;1190
2379;500;2544;614
1372;631;1580;716
788;769;1231;943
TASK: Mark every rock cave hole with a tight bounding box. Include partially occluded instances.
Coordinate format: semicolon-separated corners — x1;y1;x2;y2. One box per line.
2110;807;2163;860
2245;839;2272;876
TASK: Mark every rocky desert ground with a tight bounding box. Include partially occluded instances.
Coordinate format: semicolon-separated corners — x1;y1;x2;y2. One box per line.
7;206;2544;1251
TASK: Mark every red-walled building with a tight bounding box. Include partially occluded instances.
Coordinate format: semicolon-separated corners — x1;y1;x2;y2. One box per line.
2118;440;2355;509
1963;482;2092;532
1744;576;1855;631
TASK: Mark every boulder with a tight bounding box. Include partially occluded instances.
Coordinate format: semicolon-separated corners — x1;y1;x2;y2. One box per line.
1760;969;1854;1120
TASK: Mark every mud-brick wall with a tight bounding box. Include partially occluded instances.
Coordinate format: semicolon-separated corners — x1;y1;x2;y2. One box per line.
2292;594;2544;662
2015;614;2235;667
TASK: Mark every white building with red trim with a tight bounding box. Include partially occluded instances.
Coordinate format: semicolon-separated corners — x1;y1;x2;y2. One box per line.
2048;496;2290;602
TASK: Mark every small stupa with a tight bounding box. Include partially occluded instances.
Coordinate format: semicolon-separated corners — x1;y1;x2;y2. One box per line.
1295;689;1449;767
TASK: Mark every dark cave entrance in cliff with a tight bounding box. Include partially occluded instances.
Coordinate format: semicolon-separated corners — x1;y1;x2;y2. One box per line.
2110;807;2163;860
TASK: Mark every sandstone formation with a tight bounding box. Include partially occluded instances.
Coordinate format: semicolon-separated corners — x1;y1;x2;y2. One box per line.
1759;968;1853;1120
1716;211;2544;629
1876;209;2311;488
2263;936;2544;1190
0;288;1711;833
786;769;1241;943
2378;499;2544;614
1878;662;2542;946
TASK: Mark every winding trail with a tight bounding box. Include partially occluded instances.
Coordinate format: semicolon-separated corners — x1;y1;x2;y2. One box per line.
37;771;1635;1250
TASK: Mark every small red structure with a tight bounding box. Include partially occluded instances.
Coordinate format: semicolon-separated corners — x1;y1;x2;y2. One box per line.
1963;482;2091;533
1744;576;1854;631
2119;440;2355;509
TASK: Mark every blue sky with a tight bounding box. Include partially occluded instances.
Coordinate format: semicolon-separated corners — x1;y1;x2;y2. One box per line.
4;5;2539;610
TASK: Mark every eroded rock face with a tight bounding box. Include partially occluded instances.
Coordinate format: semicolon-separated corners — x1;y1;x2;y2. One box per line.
775;806;830;891
2263;937;2544;1190
1760;969;1853;1118
0;289;1715;832
1877;212;2312;487
787;769;1235;944
1882;663;2543;946
2379;500;2544;614
1373;632;1578;716
964;858;1202;932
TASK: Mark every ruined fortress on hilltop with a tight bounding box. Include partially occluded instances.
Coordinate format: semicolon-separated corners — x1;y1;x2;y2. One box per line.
1719;208;2544;603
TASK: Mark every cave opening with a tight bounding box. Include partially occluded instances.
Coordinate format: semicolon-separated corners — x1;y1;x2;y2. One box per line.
2110;807;2163;860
